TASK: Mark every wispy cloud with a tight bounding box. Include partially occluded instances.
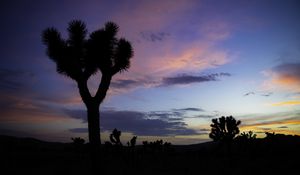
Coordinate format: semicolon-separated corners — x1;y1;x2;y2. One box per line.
106;0;234;95
108;72;231;95
243;91;273;97
0;93;69;123
0;68;35;91
110;79;140;89
271;100;300;106
140;31;170;42
261;92;273;97
241;119;300;136
243;91;255;96
161;73;231;86
278;126;288;128
239;111;300;135
174;108;204;112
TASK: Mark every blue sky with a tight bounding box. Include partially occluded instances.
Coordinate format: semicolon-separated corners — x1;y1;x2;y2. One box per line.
0;0;299;144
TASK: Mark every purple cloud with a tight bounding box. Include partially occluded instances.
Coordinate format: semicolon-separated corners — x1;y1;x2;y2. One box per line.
161;73;231;86
66;109;205;136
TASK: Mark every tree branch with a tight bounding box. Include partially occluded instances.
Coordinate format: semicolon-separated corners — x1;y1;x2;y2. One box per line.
77;78;92;106
94;73;112;105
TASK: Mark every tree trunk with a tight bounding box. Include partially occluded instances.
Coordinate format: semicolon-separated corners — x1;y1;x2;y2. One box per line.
87;101;101;174
77;74;112;174
87;102;101;146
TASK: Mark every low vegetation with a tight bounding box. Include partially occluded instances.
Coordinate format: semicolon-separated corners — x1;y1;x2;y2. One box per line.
1;117;299;175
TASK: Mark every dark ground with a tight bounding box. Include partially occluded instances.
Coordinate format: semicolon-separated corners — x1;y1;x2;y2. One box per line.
1;134;299;175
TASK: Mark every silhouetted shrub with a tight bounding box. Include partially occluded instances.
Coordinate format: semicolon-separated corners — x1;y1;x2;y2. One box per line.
235;131;257;151
127;136;137;147
142;141;148;146
142;139;172;152
109;128;122;146
71;137;85;145
265;132;276;140
238;131;257;141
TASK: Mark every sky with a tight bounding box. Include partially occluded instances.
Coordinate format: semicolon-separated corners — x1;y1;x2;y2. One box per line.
0;0;300;144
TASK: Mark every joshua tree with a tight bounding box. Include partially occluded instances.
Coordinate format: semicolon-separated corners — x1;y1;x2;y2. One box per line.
42;20;133;156
209;116;241;142
109;128;122;146
127;136;137;147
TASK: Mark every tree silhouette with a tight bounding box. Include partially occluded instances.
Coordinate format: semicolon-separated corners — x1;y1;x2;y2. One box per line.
209;116;241;142
109;128;122;146
42;20;133;157
127;136;137;147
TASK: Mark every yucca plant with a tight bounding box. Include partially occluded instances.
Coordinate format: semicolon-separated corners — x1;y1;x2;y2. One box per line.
42;21;133;172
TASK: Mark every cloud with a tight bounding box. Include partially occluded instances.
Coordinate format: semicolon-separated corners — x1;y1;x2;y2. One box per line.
0;93;68;123
108;72;231;94
145;108;204;120
193;115;215;119
239;111;300;135
69;128;88;133
106;0;234;94
243;92;255;96
174;108;204;112
243;91;273;97
0;68;35;91
0;68;83;124
140;31;170;42
110;79;140;89
278;126;288;128
241;118;300;135
108;77;157;94
262;62;300;92
261;92;273;97
271;100;300;106
161;73;231;86
63;109;87;122
66;108;205;136
0;68;83;125
0;67;82;107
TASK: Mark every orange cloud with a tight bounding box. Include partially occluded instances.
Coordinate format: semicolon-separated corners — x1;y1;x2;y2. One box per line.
241;119;300;136
143;44;231;75
273;75;300;86
0;94;70;123
262;63;300;92
271;100;300;106
242;120;300;127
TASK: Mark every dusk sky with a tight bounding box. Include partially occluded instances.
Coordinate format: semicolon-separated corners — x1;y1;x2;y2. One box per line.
0;0;300;144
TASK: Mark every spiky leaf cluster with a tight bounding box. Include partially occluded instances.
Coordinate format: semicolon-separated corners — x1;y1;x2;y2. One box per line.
42;20;133;81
